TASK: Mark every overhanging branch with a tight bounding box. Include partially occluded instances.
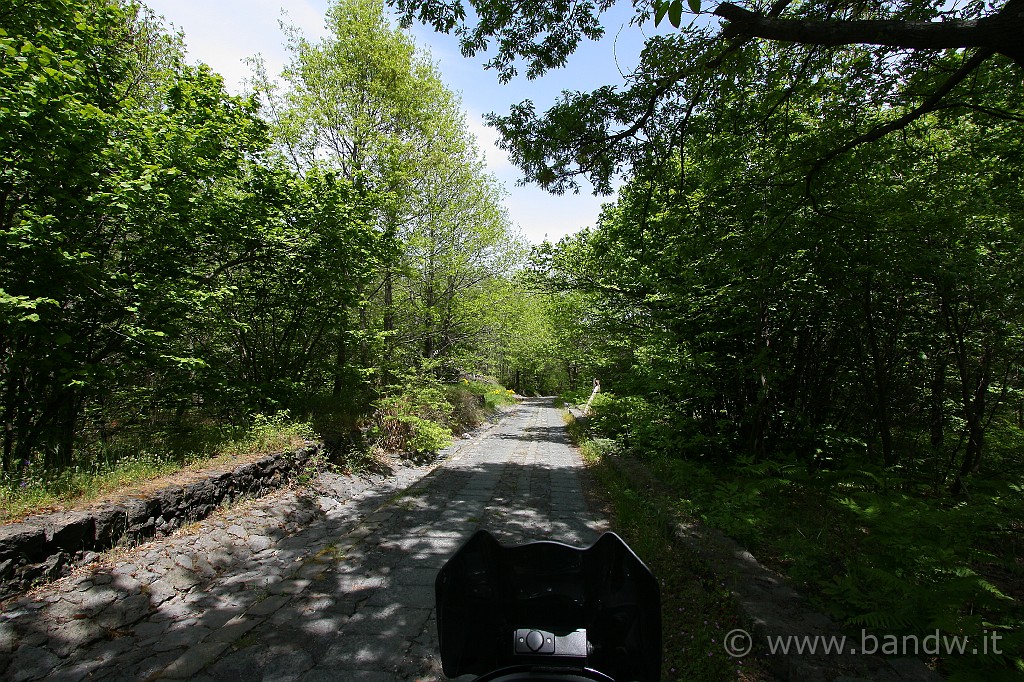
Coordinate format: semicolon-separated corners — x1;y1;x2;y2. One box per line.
714;0;1024;65
807;48;996;189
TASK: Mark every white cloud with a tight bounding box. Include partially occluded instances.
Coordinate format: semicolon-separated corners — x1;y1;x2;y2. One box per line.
462;110;608;244
507;185;609;245
464;111;513;173
147;0;329;92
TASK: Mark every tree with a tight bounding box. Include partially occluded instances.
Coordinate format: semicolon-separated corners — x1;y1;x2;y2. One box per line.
195;166;384;414
391;0;1024;193
1;0;526;477
396;87;521;371
0;0;197;470
257;0;520;385
1;0;386;473
250;0;432;389
533;47;1024;482
710;0;1024;65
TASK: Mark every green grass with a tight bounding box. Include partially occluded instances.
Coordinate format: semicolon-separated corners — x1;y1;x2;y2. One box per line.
640;452;1024;680
0;378;520;523
0;411;314;522
569;392;1024;679
565;410;768;681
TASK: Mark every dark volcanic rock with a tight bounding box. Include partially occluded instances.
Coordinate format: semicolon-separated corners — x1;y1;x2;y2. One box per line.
93;506;127;550
45;512;95;553
0;524;47;563
0;446;321;601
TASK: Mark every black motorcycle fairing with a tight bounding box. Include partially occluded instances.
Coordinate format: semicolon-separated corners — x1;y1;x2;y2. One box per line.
435;530;661;682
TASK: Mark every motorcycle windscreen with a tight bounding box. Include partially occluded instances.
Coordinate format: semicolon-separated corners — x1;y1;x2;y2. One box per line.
435;530;661;682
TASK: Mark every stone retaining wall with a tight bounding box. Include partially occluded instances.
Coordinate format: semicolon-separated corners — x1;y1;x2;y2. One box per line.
0;445;319;601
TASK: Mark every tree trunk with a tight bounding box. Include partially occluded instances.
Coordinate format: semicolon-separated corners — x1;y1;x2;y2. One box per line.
929;354;946;454
939;289;994;493
863;279;897;467
332;313;348;398
383;270;394;334
42;389;80;472
958;347;992;479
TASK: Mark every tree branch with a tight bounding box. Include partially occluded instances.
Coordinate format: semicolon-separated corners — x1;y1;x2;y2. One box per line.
709;0;794;68
807;48;995;189
714;0;1024;65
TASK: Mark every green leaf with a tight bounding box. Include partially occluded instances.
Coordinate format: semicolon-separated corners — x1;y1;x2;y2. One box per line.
687;0;701;13
668;0;683;27
654;0;669;26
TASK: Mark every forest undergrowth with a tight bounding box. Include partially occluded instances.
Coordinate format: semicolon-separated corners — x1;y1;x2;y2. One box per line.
566;409;772;681
566;391;1024;680
0;376;517;523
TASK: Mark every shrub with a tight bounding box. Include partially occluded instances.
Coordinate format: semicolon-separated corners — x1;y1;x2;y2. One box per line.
371;373;454;457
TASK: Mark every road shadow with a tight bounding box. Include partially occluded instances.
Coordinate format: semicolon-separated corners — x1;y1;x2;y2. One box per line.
0;399;605;681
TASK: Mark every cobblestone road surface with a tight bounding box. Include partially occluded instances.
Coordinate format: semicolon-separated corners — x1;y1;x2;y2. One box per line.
0;398;607;681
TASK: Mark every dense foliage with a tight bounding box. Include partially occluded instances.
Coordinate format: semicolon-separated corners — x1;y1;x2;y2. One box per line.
392;0;1023;194
0;0;537;493
5;0;1022;675
386;0;1024;675
511;21;1024;682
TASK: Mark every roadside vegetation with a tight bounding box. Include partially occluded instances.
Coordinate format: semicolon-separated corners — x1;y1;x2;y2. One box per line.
566;392;1023;680
0;412;314;522
0;1;539;521
565;410;768;681
0;375;517;522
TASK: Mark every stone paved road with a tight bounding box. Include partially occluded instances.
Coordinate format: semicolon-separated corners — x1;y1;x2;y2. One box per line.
0;398;607;681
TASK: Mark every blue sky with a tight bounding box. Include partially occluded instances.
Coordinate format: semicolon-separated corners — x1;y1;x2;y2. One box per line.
143;0;673;243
